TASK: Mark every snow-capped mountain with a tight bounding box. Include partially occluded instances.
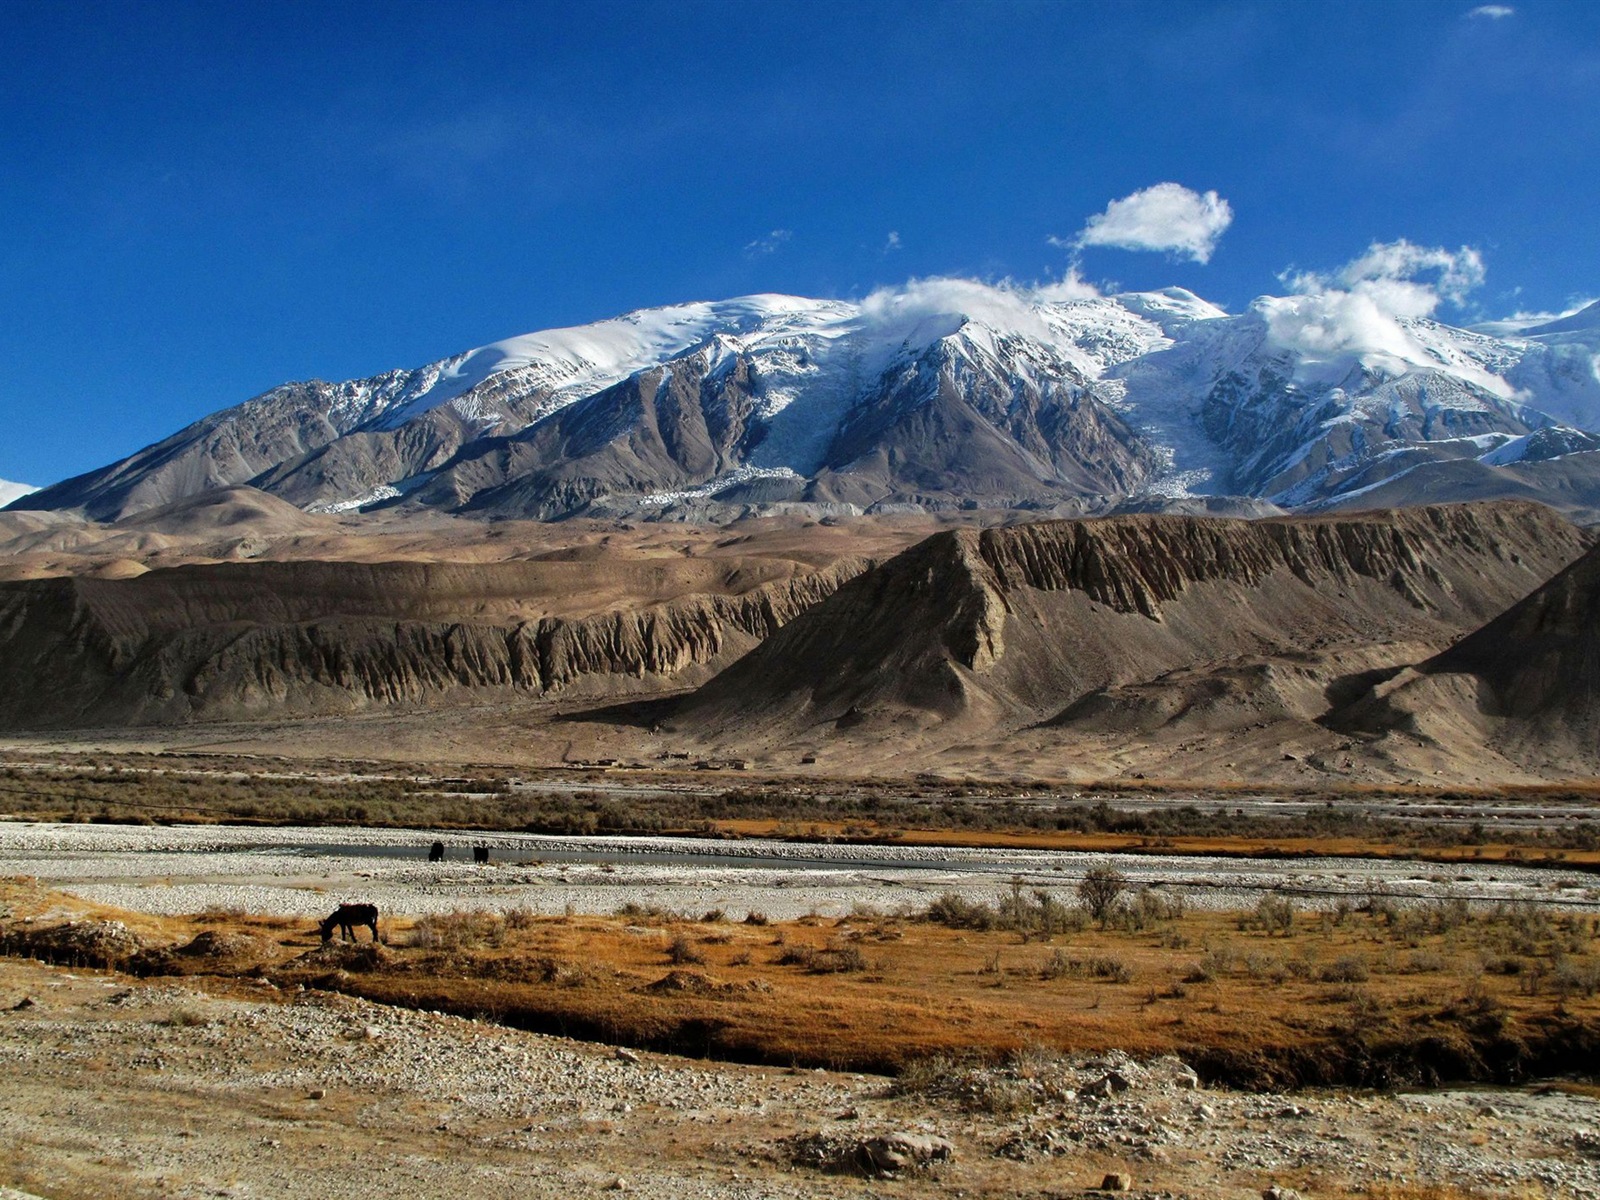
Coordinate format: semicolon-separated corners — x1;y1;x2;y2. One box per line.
16;286;1600;523
0;480;36;508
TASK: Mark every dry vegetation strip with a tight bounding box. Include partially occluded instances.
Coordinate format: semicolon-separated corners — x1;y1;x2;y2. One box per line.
6;878;1600;1090
6;751;1600;868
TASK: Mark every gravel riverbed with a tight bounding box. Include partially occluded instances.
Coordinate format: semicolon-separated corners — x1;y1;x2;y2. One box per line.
3;821;1596;921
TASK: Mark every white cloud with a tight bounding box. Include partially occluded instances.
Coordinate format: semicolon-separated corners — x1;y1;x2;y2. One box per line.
1034;265;1102;302
1466;5;1515;18
883;231;902;253
1070;183;1234;264
1325;239;1485;305
743;228;792;257
1260;238;1511;396
857;277;1057;347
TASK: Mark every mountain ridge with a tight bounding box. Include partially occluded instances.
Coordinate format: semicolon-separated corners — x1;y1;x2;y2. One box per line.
12;283;1600;524
673;502;1594;769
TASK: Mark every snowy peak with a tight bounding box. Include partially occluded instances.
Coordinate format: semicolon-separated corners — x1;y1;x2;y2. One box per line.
1523;301;1600;337
371;295;859;433
14;279;1600;524
0;480;37;508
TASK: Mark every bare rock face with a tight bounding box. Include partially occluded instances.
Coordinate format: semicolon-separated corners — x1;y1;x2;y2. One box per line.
677;502;1593;750
1331;538;1600;765
0;557;866;728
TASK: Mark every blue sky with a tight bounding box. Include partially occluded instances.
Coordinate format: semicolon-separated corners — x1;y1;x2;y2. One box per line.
2;0;1598;488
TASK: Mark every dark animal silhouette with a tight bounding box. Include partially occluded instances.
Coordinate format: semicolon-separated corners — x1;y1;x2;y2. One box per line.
472;844;489;864
428;841;445;862
319;903;379;944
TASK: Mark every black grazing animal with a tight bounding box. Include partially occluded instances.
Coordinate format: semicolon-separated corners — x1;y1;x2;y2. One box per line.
472;844;489;864
319;903;379;944
428;841;445;862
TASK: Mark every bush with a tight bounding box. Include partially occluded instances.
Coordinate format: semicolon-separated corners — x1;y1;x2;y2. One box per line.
1319;955;1370;983
409;910;506;951
1553;957;1600;998
1407;950;1446;974
778;945;867;973
1241;894;1295;936
667;934;704;965
925;893;999;931
1077;867;1128;926
1040;949;1131;983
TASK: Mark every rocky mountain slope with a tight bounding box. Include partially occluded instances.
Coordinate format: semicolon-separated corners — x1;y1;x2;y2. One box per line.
674;502;1594;765
0;551;869;728
1332;537;1600;769
13;287;1600;524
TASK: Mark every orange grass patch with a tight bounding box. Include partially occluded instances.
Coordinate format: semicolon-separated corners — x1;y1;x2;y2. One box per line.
704;819;1600;868
8;878;1600;1088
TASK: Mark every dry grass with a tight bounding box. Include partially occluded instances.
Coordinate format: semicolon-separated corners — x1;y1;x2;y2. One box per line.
1363;1187;1545;1200
7;878;1600;1087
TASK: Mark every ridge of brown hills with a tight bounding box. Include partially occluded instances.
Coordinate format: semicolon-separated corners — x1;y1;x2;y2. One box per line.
0;488;1597;785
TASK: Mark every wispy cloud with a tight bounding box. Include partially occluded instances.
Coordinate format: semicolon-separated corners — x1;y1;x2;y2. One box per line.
1065;183;1234;264
1034;265;1102;301
1261;238;1509;396
1466;5;1515;18
883;230;902;253
1282;238;1486;311
743;228;792;258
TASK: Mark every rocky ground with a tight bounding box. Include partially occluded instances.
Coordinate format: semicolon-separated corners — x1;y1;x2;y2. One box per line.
3;955;1600;1199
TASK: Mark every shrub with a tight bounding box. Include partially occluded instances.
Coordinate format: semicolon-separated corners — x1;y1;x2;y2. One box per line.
925;892;999;931
667;934;704;965
1241;894;1295;936
778;945;867;973
1553;957;1600;998
1077;866;1129;926
1040;949;1131;983
1320;955;1370;984
410;909;506;951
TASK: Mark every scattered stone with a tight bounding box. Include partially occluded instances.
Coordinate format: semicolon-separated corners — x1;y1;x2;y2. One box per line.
787;1129;953;1178
605;1178;628;1191
1084;1070;1132;1098
307;1088;326;1100
859;1132;954;1177
1263;1187;1304;1200
614;1046;642;1064
1099;1172;1132;1191
11;996;36;1010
